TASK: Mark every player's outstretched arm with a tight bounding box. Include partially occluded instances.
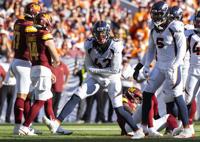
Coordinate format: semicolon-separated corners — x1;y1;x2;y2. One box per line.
172;30;187;68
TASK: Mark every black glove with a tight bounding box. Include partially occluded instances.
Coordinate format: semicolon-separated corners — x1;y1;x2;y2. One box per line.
133;63;143;81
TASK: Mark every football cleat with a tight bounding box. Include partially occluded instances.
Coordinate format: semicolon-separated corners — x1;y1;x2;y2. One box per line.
42;116;59;134
141;124;149;135
56;126;73;135
42;116;72;135
189;124;195;137
13;124;20;135
18;125;37;136
172;120;182;136
174;128;193;138
29;127;43;135
131;128;145;139
148;127;163;137
127;131;134;136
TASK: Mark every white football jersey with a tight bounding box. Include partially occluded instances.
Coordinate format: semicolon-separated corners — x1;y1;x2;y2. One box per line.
186;30;200;67
84;37;124;78
147;20;186;69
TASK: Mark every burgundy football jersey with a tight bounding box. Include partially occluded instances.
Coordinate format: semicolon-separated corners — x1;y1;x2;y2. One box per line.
27;29;53;68
13;19;34;60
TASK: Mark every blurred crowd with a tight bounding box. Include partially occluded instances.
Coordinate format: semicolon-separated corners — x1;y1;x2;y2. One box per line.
0;0;199;61
0;0;199;123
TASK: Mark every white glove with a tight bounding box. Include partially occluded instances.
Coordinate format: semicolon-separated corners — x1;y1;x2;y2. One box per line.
143;66;150;78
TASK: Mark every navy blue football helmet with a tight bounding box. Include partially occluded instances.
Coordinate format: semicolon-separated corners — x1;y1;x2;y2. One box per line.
92;21;110;44
150;1;169;29
194;10;200;31
169;6;183;21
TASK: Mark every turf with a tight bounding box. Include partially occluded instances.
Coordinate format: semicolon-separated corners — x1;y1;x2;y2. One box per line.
0;122;200;142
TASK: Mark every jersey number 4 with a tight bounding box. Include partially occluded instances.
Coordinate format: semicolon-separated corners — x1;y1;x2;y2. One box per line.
156;38;164;48
193;43;200;55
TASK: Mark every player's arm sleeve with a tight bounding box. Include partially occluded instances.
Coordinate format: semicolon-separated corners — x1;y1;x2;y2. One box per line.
84;41;95;71
144;33;156;67
173;30;187;67
45;38;60;64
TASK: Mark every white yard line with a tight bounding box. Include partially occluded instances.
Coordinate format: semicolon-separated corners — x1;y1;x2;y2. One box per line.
65;128;120;131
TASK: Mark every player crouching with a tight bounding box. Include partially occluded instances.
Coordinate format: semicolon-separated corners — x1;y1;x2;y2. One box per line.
118;87;181;138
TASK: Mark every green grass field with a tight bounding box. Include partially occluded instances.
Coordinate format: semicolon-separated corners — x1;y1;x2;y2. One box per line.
0;122;200;142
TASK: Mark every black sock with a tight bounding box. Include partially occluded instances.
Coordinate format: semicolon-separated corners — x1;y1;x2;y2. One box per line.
142;91;154;124
57;94;81;122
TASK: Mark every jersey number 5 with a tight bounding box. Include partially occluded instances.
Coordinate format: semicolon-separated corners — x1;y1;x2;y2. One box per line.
156;37;164;48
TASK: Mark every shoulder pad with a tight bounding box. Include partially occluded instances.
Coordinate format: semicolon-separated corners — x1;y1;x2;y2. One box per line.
42;33;53;40
184;29;194;38
168;20;184;32
110;39;124;53
184;24;194;30
25;26;37;33
148;20;154;30
84;37;94;51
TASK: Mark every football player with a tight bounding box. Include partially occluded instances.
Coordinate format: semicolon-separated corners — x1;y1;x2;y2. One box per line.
122;87;179;137
10;2;41;134
18;12;71;136
42;21;145;139
182;9;200;137
141;1;192;138
162;6;197;137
